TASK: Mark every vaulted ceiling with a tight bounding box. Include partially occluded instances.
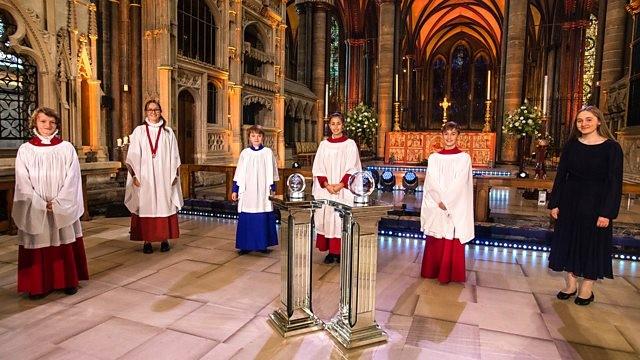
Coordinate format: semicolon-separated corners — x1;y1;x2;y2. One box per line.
402;0;505;62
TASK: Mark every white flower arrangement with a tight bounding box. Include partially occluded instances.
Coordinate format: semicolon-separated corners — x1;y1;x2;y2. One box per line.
502;103;542;138
345;103;379;149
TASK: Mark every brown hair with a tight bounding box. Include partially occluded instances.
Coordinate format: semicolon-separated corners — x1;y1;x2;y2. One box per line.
329;112;345;124
29;107;61;132
247;125;265;138
568;105;615;141
143;99;166;128
441;121;461;133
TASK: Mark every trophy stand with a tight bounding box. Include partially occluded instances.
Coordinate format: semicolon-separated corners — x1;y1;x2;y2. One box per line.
268;196;324;336
534;115;549;179
325;200;392;349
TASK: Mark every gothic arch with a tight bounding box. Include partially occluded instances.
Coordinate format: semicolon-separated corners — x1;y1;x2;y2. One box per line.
0;1;55;105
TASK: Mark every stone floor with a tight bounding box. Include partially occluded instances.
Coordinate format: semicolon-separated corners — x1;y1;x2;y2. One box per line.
0;216;639;359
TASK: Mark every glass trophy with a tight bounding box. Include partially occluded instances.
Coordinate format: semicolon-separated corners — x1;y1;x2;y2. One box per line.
348;171;375;205
286;173;306;199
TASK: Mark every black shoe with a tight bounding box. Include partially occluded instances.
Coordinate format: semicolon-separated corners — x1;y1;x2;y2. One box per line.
143;242;153;254
574;293;595;306
64;287;78;295
335;255;340;263
323;254;335;264
556;290;577;300
259;249;272;254
28;293;48;300
238;250;250;255
160;241;170;252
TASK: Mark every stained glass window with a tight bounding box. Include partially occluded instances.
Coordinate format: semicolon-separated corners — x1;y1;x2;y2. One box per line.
207;82;216;124
328;15;341;110
450;44;470;127
430;57;446;127
582;14;597;105
472;55;489;129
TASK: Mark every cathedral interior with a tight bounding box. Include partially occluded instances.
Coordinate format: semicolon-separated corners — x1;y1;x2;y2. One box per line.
1;0;640;359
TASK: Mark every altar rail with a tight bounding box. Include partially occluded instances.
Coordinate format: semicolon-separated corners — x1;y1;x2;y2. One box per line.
385;131;497;167
179;164;312;201
474;177;640;222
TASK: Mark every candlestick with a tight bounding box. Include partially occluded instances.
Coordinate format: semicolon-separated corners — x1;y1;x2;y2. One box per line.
486;70;491;100
324;84;329;117
542;75;548;115
124;136;129;145
117;138;122;147
395;74;398;102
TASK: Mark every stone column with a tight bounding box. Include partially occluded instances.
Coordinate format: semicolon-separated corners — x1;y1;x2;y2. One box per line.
296;3;312;86
501;0;528;162
110;0;121;150
228;0;243;162
275;94;286;167
311;4;328;142
376;0;395;157
229;85;243;161
130;0;143;126
119;0;132;135
346;39;365;110
599;0;627;109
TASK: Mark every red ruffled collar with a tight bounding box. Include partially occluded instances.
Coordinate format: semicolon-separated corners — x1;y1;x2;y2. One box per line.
439;147;462;154
28;136;62;147
327;135;348;143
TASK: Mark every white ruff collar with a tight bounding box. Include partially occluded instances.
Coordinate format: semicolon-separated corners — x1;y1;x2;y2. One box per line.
33;129;59;144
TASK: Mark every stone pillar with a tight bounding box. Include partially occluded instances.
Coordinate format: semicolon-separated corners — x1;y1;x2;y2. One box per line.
110;0;121;149
599;0;627;109
228;0;243;162
296;3;312;86
346;39;365;110
275;94;286;167
229;85;243;161
376;0;395;157
119;0;132;135
130;0;143;126
501;0;528;162
311;5;328;142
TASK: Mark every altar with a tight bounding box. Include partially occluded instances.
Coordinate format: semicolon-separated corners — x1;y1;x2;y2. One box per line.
384;131;497;167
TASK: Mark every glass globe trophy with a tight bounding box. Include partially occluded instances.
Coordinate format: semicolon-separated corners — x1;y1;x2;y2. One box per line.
348;171;375;205
286;173;306;200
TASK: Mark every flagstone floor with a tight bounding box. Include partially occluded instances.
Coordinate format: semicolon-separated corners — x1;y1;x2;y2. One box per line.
0;216;638;359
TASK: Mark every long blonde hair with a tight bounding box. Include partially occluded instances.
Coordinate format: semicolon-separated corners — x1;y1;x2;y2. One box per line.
567;105;616;141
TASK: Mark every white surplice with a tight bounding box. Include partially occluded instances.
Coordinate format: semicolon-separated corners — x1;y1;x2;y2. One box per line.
233;146;279;213
312;138;362;239
420;151;475;243
12;137;84;249
124;119;183;217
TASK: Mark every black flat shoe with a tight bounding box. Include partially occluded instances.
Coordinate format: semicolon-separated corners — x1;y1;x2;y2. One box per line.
335;255;340;263
64;287;78;295
556;290;577;300
160;241;170;252
238;250;250;255
28;293;48;300
259;249;272;254
323;254;335;264
143;242;153;254
574;293;595;306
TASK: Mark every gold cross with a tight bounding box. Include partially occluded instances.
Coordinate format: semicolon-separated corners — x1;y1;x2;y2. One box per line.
439;97;451;111
439;97;451;124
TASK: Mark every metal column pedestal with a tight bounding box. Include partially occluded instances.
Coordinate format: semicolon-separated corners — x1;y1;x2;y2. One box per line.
268;196;324;337
325;201;392;349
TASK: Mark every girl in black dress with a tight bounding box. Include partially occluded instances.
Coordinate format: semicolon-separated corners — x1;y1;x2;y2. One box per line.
548;105;623;306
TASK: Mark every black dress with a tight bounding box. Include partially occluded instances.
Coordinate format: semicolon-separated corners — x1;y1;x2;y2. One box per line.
548;138;623;280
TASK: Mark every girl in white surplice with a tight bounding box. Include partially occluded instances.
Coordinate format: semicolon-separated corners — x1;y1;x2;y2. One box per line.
13;107;89;297
125;100;183;254
312;112;362;264
420;121;474;283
